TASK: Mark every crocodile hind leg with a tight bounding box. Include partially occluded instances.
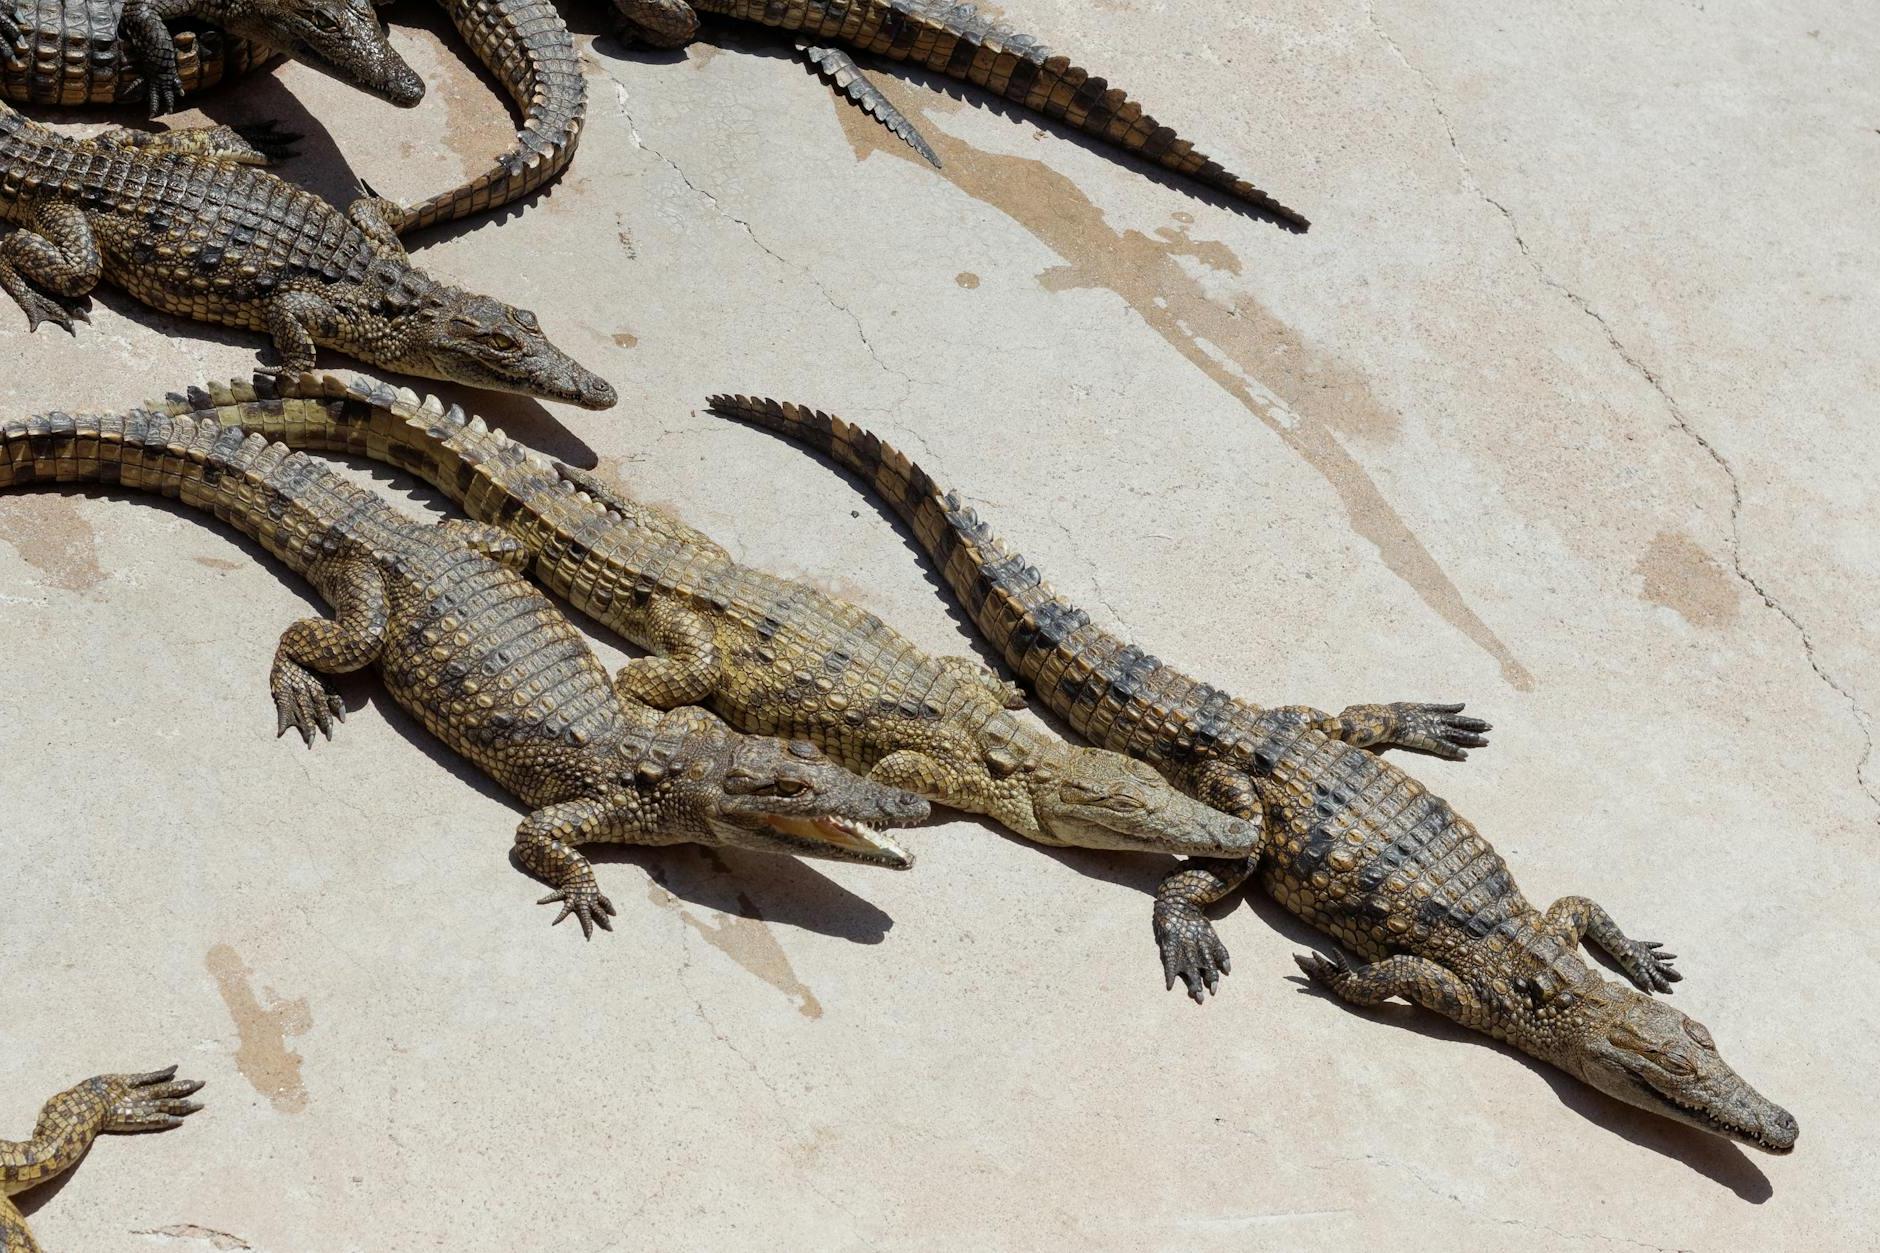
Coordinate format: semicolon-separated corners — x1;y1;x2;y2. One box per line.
1543;896;1681;994
0;204;101;333
1274;702;1491;761
270;557;389;745
515;797;617;938
0;1067;205;1251
612;600;720;708
798;45;941;168
1295;951;1492;1030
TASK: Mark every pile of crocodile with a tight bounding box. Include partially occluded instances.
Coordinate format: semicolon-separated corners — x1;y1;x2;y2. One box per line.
0;0;1793;1244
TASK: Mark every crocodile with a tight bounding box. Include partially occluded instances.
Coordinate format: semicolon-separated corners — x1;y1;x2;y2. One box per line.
0;392;929;939
175;371;1258;860
701;396;1800;1154
2;1066;205;1253
0;0;423;115
0;104;616;408
609;0;1307;229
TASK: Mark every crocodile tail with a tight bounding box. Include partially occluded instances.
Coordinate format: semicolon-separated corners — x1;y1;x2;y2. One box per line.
699;0;1304;227
393;0;587;232
0;404;393;579
705;395;1216;754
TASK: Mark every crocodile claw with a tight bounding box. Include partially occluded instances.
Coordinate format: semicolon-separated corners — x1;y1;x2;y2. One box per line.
233;121;303;165
270;658;345;746
97;1065;207;1133
142;70;183;118
1619;939;1682;994
1154;898;1231;1004
8;285;88;334
1293;950;1348;990
1391;701;1492;760
539;882;617;939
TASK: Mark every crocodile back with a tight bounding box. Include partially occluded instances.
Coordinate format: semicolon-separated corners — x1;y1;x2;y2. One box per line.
1;0;267;107
398;0;586;232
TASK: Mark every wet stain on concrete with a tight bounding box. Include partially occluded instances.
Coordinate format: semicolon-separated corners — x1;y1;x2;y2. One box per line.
613;331;640;348
0;496;105;592
192;556;243;573
956;271;981;288
646;864;824;1019
206;945;313;1113
830;85;1533;691
1637;530;1739;629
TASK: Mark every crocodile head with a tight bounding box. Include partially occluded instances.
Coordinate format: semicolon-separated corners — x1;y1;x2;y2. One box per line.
215;0;425;107
365;281;618;409
636;710;927;868
612;0;701;48
1008;745;1258;856
1546;978;1797;1153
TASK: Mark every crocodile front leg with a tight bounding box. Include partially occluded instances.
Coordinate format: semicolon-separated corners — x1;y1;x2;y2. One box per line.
0;1067;205;1251
1155;856;1255;1003
1296;951;1491;1030
1278;702;1492;761
270;557;389;745
515;797;618;938
1543;895;1681;994
613;600;721;709
119;0;197;115
0;204;101;333
260;291;339;377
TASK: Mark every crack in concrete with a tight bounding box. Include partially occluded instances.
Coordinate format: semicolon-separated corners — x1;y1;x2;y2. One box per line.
602;75;916;410
1364;2;1879;819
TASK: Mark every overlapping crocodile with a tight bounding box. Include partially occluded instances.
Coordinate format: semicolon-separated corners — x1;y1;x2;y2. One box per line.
0;0;421;113
0;393;929;940
1;1067;205;1253
0;104;616;407
611;0;1307;228
701;395;1800;1154
169;371;1258;861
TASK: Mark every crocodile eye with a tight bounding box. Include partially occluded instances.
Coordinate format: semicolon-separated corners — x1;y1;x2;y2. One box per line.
774;777;808;798
310;8;340;31
1104;793;1146;813
481;331;521;354
1653;1049;1697;1078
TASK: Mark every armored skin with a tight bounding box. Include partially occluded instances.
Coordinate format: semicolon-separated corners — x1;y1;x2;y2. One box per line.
702;396;1799;1155
0;392;928;938
610;0;1306;229
0;104;616;408
1;1067;205;1253
175;372;1257;860
0;0;423;115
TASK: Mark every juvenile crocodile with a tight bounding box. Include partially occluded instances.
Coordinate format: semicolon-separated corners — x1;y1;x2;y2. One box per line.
703;396;1800;1154
610;0;1306;229
177;371;1257;860
0;105;616;408
2;1066;204;1253
0;0;423;115
1;395;927;938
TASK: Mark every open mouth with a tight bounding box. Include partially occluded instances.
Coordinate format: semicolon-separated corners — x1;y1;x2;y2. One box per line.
1629;1074;1796;1154
760;814;913;868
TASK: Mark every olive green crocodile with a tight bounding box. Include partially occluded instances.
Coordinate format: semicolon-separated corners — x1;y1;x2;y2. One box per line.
1;388;928;940
610;0;1306;228
0;0;421;114
0;103;615;408
702;395;1800;1155
1;1067;204;1253
174;371;1257;860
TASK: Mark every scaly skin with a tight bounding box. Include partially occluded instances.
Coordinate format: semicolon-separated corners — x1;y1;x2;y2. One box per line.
0;0;422;115
389;0;587;232
610;0;1306;229
1;1067;205;1253
0;104;616;408
180;371;1257;859
703;396;1800;1155
1;396;928;939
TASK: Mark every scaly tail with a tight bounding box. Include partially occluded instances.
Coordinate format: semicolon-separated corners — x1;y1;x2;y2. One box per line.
705;395;1227;759
695;0;1305;228
393;0;587;232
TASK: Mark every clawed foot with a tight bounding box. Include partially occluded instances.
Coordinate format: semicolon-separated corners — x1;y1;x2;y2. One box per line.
96;1065;205;1133
270;658;345;745
232;121;302;166
1386;702;1491;760
1154;899;1231;1003
539;878;617;939
9;285;89;334
142;70;184;118
1616;939;1681;994
1293;949;1349;992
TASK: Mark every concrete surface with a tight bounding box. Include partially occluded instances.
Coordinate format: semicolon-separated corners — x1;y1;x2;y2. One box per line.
2;0;1876;1248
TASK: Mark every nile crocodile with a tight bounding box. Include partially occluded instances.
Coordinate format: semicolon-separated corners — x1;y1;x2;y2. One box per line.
0;105;616;407
701;396;1800;1154
0;391;928;938
2;1067;205;1253
170;371;1258;860
0;0;422;114
610;0;1306;229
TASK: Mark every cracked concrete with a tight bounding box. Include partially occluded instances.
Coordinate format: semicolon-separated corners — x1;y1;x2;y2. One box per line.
2;0;1877;1249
